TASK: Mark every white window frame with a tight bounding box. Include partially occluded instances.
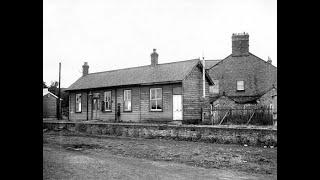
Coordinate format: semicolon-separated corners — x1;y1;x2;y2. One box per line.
150;88;162;111
237;80;245;91
124;90;132;111
75;93;82;112
104;91;112;111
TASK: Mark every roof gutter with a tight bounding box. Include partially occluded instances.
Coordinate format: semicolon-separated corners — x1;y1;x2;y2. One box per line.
65;80;183;92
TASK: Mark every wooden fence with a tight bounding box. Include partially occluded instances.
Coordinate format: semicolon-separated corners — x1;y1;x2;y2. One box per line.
210;106;274;126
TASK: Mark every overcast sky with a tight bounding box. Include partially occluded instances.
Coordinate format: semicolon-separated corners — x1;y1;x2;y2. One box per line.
43;0;277;88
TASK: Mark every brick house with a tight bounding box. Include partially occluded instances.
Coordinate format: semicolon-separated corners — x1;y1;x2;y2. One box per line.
66;49;214;124
207;33;277;112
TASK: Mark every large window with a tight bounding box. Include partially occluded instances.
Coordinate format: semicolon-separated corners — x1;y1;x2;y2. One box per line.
104;91;112;111
75;93;82;112
237;80;245;91
124;90;131;111
150;88;162;111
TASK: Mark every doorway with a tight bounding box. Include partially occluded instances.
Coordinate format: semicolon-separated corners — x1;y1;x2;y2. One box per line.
92;98;99;120
173;95;183;120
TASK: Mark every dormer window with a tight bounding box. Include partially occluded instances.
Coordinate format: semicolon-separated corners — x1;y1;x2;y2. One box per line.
237;80;245;91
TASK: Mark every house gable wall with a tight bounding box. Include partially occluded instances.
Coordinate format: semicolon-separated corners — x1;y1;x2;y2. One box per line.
208;54;277;97
43;94;57;118
182;65;211;122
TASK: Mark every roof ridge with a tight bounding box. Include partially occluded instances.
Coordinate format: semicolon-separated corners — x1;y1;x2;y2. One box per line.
86;58;200;76
207;54;232;70
248;52;277;68
205;59;221;61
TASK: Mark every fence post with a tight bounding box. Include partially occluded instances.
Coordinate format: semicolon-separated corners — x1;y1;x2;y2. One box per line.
246;108;255;125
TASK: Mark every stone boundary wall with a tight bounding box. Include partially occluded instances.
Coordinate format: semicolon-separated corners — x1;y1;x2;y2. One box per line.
43;121;277;147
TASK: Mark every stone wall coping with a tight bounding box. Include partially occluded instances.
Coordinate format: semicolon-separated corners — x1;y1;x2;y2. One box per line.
43;120;277;132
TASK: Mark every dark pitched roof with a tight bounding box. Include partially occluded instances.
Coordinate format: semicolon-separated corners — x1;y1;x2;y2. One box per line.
205;60;221;69
210;95;259;104
259;86;277;97
43;88;63;100
67;59;213;91
229;96;260;104
208;53;277;70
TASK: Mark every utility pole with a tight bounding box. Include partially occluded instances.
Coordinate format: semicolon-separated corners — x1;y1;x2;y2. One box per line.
57;62;61;120
202;56;205;98
202;55;205;123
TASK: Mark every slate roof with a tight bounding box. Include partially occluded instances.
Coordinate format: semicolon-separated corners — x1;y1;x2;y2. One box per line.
205;60;221;69
67;59;213;91
209;95;260;104
229;96;260;104
208;53;277;70
43;88;62;100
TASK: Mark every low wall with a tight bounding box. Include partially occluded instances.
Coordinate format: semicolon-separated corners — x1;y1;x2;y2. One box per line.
43;121;277;147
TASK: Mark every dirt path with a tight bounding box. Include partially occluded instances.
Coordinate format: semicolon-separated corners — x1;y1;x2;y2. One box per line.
43;132;276;180
44;146;275;180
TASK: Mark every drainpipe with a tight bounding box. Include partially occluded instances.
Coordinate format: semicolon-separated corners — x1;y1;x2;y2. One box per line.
87;91;89;121
57;62;61;120
139;86;141;122
68;95;70;120
115;89;117;122
202;57;205;98
202;57;205;122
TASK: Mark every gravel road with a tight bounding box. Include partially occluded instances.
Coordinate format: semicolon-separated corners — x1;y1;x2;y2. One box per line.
43;132;276;180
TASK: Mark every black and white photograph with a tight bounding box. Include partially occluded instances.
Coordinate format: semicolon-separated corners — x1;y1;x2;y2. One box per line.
43;0;277;179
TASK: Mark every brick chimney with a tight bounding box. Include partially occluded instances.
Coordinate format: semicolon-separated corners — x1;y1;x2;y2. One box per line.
151;49;158;66
232;32;249;56
82;62;89;76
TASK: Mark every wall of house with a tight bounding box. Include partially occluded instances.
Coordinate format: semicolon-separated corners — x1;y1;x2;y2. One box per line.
208;54;277;97
68;83;183;122
87;89;116;121
43;94;57;118
183;64;211;123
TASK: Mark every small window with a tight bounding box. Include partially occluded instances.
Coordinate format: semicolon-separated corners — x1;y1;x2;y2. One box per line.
75;93;82;112
237;80;245;91
124;90;131;111
209;80;219;94
104;91;112;111
150;88;162;111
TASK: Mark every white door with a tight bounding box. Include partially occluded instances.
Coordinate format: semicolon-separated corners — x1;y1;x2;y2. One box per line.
173;95;183;120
